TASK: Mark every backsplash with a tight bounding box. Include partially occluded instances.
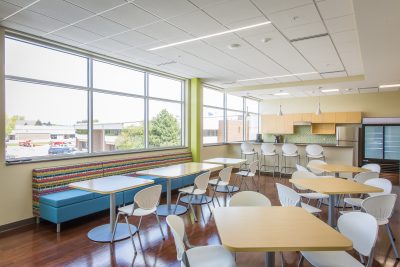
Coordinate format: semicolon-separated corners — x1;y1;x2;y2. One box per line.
263;125;336;144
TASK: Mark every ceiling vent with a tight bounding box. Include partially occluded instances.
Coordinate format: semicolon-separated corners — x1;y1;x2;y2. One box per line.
290;33;328;43
157;60;177;66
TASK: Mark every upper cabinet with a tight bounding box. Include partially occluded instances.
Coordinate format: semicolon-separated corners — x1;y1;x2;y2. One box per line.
261;115;294;134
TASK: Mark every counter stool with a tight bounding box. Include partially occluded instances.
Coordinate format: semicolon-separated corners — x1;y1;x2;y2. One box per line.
305;144;325;162
260;143;279;177
240;142;258;169
280;143;300;178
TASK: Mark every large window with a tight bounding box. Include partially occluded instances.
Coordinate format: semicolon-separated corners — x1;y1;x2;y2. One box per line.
202;87;259;144
5;36;185;162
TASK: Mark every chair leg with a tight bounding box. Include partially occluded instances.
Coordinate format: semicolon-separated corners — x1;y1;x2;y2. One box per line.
137;216;143;231
297;255;304;267
280;252;285;267
204;195;212;214
174;192;183;214
111;212;122;243
124;215;137;254
155;213;165;240
386;224;400;259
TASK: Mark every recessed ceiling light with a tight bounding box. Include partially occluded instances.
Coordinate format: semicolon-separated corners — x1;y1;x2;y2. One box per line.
320;88;340;93
261;37;272;43
379;83;400;89
148;21;271;51
237;72;318;82
228;43;241;49
274;92;289;96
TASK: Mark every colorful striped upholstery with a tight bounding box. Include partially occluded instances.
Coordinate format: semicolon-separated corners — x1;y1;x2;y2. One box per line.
32;151;193;217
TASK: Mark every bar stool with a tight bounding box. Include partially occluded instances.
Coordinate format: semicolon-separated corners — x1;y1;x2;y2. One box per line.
305;144;325;162
280;143;300;178
240;142;258;169
260;143;279;177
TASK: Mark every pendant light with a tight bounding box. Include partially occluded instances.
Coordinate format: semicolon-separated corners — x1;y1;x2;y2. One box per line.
315;88;322;115
277;104;283;116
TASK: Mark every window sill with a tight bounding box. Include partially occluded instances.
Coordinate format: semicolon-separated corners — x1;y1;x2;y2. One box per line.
5;146;189;166
203;143;229;147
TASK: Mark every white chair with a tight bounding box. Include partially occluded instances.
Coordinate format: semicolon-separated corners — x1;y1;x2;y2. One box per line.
166;215;236;267
362;163;381;174
111;185;164;253
296;164;308;172
307;160;327;175
241;142;258;168
260;143;279;177
305;144;325;162
228;191;271;207
280;143;300;178
275;183;321;215
208;166;233;207
300;212;378;267
291;171;329;207
175;171;212;222
235;161;259;191
350;171;380;183
362;194;399;259
344;178;392;210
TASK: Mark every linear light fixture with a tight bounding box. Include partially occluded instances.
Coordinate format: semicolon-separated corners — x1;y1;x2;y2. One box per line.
148;21;271;51
379;83;400;89
237;71;318;82
320;88;340;93
274;92;289;96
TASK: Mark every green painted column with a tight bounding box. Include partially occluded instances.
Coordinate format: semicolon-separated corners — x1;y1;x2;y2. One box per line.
189;78;202;162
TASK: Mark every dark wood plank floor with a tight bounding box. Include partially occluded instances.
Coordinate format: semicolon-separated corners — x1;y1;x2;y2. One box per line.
0;174;399;267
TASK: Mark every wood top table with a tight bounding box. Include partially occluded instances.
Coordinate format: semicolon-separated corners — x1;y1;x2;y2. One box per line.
203;157;247;193
307;162;370;177
214;206;352;267
70;175;153;242
136;162;223;216
290;178;383;227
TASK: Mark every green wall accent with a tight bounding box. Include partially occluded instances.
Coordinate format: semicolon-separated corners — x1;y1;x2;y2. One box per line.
189;78;202;162
263;125;336;144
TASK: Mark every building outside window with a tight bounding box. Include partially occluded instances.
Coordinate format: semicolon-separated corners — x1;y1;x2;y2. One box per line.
203;87;224;144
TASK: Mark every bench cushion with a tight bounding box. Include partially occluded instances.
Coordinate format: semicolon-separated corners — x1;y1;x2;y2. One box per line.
40;189;94;208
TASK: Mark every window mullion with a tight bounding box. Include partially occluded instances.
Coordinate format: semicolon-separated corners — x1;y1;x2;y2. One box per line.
88;58;93;154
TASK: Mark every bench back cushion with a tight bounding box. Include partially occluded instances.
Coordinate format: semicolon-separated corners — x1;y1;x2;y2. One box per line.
32;151;192;216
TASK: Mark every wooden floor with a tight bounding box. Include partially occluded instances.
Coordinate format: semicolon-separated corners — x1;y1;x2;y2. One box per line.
1;173;399;267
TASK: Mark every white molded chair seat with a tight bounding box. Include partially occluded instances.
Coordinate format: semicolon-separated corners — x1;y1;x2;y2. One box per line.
292;171;329;200
241;143;257;155
236;161;259;191
301;250;364;267
306;144;325;161
235;170;255;177
343;197;363;207
118;205;157;217
301;202;322;214
261;143;278;156
185;245;236;267
178;186;206;195
276;183;321;215
209;166;234;207
208;179;229;186
299;192;329;200
296;164;309;172
307;160;327;175
362;163;381;173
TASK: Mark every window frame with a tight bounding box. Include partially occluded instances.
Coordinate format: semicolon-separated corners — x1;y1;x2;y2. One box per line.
4;34;186;164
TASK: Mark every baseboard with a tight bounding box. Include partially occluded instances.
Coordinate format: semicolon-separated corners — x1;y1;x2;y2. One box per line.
0;217;36;234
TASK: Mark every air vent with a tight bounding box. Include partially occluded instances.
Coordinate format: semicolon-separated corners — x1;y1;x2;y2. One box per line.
290;33;328;42
157;60;177;66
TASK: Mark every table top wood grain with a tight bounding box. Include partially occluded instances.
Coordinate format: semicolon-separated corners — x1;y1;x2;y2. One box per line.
307;163;370;173
203;157;247;165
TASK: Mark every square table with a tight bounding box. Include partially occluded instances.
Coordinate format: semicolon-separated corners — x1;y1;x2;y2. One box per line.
290;177;383;227
214;206;352;267
203;157;247;193
136;162;223;216
307;163;369;177
69;175;153;242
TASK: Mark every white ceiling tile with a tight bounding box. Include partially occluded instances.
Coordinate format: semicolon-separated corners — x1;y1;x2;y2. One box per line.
75;16;128;38
251;0;313;15
167;10;226;36
64;0;127;13
111;30;156;47
89;38;131;53
2;0;39;6
293;35;343;73
0;1;20;20
101;4;160;29
6;9;67;32
134;0;197;19
281;22;326;40
325;15;355;34
317;0;353;19
268;4;322;30
188;0;231;9
53;26;103;43
136;21;192;43
202;0;263;27
27;0;94;24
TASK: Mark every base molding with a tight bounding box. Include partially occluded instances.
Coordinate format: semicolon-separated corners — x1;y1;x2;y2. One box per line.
0;217;36;234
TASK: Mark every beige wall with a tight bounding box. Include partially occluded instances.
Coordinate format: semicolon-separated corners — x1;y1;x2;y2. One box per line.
260;92;400;117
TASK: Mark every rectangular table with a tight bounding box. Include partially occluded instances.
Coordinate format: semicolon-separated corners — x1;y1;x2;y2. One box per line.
214;206;352;267
307;163;369;177
203;157;247;193
290;177;383;227
136;162;223;216
69;175;153;242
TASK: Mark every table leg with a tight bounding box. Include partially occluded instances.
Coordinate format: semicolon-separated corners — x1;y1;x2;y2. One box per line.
167;179;172;209
157;179;187;216
265;252;275;267
328;195;336;227
110;193;116;231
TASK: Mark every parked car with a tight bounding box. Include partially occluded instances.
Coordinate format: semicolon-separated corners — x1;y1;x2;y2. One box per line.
19;140;33;147
48;146;74;155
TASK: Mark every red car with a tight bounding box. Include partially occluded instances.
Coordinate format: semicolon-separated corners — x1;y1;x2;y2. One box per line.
19;140;33;147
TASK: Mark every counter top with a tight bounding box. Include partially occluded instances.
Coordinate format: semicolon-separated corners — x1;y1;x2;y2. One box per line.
229;142;354;148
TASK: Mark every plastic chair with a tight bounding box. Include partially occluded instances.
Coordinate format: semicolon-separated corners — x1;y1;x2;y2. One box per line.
305;144;325;162
175;171;212;222
280;144;300;178
166;215;236;267
291;171;329;207
362;163;381;174
276;183;321;214
241;142;258;168
296;164;308;172
228;191;271;207
111;185;164;253
307;159;327;175
344;178;392;210
235;161;259;191
300;212;378;267
260;143;279;177
362;194;399;259
208;166;233;207
351;171;380;184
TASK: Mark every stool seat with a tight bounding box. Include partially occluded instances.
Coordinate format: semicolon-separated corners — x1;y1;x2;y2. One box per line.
281;144;300;178
260;143;279;178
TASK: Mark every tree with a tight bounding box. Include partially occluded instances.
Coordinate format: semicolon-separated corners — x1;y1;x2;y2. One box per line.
5;115;24;136
35;120;42;126
115;124;144;150
148;109;180;147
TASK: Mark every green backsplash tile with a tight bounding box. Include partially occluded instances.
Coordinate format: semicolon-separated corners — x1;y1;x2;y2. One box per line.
262;125;336;144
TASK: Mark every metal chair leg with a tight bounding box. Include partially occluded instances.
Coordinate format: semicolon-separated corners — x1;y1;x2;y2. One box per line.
111;212;122;243
124;215;137;254
155;213;165;240
174;192;183;214
386;224;400;259
297;255;304;267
